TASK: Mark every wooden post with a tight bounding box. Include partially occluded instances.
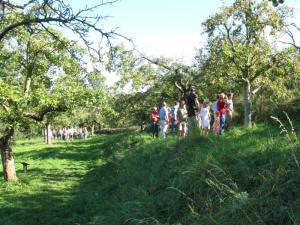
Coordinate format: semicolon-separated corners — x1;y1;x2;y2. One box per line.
21;162;30;173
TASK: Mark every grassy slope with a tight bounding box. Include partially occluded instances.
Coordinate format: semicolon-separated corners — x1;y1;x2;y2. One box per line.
0;123;300;225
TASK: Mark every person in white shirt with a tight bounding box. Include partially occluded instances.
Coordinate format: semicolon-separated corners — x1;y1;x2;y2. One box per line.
200;99;211;136
159;102;169;138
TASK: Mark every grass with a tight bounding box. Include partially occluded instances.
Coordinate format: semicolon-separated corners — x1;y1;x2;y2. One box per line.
0;122;300;225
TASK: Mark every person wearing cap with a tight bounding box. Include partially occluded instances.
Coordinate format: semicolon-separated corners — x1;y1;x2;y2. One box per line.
150;106;159;138
159;102;169;138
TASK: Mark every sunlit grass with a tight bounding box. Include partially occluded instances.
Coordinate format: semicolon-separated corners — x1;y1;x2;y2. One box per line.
0;124;300;225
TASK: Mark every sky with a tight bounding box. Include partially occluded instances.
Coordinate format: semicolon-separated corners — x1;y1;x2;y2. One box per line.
70;0;231;63
74;0;300;85
65;0;240;85
68;0;300;65
16;0;300;84
99;0;224;63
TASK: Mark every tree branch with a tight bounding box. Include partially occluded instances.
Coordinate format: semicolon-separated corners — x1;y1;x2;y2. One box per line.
0;101;9;112
224;23;235;48
252;85;263;95
174;81;184;93
281;23;300;51
0;17;70;41
23;105;68;122
1;1;25;10
0;0;128;58
140;55;171;71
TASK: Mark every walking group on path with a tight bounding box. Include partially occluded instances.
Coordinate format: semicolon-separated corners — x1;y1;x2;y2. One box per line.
150;87;234;138
48;127;89;141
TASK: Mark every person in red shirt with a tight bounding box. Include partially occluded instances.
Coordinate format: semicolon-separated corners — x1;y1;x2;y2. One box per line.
218;93;228;135
150;106;159;138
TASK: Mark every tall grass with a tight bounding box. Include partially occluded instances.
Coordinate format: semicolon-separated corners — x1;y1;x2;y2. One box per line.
0;123;300;225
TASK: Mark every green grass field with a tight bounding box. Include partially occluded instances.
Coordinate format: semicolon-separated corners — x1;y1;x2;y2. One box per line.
1;122;300;225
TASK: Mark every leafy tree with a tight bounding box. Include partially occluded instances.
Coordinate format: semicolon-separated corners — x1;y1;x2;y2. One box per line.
0;0;125;181
74;70;116;134
202;0;291;128
107;46;205;126
0;28;99;181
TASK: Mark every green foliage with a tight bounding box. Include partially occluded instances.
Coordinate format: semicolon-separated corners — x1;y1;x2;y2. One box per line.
0;0;123;140
107;46;171;126
107;0;299;127
108;44;214;126
202;0;289;83
0;24;112;137
107;45;155;93
1;122;300;224
198;0;297;127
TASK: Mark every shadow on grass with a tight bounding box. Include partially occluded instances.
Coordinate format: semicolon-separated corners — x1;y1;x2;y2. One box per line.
1;127;300;225
15;131;137;162
70;127;300;225
0;130;158;225
0;189;85;225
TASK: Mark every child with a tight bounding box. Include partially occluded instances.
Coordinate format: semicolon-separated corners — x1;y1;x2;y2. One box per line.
200;99;211;136
213;111;220;135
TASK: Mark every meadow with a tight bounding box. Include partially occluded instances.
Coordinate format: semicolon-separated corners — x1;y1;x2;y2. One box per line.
1;122;300;225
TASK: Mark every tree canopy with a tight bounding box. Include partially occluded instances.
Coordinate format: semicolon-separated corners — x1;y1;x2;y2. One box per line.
0;0;124;181
1;0;300;182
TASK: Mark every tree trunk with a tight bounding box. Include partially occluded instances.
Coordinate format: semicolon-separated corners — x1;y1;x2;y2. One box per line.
243;80;252;128
24;75;32;98
46;124;52;145
91;124;95;136
43;127;46;143
0;129;17;181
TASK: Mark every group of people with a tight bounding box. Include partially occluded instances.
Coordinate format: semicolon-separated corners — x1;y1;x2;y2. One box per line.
150;87;234;138
50;127;89;140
